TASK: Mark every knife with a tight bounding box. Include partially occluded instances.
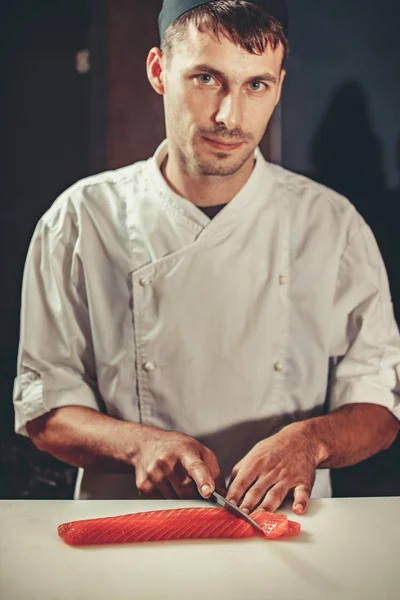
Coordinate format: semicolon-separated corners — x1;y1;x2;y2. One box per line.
209;491;265;535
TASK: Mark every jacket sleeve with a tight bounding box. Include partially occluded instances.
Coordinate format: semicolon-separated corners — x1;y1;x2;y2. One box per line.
13;213;102;436
329;218;400;420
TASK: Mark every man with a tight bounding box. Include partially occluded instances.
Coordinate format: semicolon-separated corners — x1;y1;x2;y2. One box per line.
13;0;400;514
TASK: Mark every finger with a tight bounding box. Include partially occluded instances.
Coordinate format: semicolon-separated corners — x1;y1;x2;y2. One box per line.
292;484;311;515
138;487;163;499
201;448;226;495
146;467;178;500
156;479;179;500
179;476;199;499
226;473;257;507
226;462;241;489
181;452;216;498
236;478;269;514
257;482;289;513
136;475;159;497
168;472;198;500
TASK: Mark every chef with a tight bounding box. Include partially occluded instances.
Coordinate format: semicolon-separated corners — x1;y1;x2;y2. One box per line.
13;0;400;514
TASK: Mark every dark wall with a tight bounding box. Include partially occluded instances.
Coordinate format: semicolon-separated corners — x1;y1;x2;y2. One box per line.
0;0;97;497
283;0;400;321
107;0;163;167
1;0;89;419
282;0;400;495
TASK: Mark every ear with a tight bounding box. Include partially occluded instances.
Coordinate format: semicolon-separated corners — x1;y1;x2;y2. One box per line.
146;47;165;95
274;68;286;107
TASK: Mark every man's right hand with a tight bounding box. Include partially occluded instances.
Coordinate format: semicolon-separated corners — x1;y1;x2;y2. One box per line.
26;407;225;500
132;425;225;500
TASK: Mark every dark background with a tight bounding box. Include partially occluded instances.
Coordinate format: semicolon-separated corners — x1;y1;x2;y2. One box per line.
1;0;399;499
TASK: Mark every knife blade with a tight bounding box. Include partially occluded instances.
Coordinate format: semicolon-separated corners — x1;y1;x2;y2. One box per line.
209;491;265;535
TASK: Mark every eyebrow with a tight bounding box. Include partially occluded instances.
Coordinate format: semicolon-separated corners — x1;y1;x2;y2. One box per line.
187;63;278;85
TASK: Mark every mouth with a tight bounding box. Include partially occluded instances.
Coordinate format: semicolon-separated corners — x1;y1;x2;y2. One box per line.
201;137;244;151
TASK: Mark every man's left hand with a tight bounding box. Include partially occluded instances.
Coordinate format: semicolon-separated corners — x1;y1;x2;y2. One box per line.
226;422;323;515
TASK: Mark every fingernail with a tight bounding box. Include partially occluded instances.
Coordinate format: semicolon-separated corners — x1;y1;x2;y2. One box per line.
294;503;305;512
201;484;211;496
226;497;237;505
241;507;250;514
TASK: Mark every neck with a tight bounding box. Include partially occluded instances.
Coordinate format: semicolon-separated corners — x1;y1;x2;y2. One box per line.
161;153;256;207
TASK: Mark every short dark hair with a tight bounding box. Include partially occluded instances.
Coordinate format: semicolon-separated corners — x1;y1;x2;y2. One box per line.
161;0;289;67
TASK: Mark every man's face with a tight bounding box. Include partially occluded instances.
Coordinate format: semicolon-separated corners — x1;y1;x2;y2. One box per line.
160;23;286;177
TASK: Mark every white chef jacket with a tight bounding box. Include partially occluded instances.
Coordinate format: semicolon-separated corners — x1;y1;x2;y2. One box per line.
13;140;400;500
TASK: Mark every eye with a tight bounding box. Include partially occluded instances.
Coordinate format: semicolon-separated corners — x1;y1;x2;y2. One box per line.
196;74;216;85
249;80;268;92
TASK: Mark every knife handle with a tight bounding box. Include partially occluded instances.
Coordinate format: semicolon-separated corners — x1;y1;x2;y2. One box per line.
209;492;218;504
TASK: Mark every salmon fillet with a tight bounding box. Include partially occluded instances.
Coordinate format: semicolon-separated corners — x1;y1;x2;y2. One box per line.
58;507;300;546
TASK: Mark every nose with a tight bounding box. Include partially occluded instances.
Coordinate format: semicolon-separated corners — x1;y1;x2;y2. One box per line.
215;91;243;131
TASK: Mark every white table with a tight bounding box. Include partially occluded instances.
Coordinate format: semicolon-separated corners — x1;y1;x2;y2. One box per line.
0;498;399;600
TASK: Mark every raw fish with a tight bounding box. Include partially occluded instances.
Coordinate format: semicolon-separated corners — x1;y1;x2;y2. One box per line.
58;507;300;546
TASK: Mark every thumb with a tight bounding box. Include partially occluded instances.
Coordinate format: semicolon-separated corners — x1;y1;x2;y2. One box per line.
181;452;215;498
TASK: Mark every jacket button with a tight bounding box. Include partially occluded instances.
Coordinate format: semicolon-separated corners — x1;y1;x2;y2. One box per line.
279;275;288;285
139;277;152;286
274;361;284;372
143;362;156;372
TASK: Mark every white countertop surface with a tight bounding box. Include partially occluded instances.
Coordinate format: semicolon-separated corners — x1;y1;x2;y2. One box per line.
0;497;399;600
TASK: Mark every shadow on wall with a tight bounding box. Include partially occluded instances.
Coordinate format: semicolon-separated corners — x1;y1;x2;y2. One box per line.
309;80;400;325
308;81;400;497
